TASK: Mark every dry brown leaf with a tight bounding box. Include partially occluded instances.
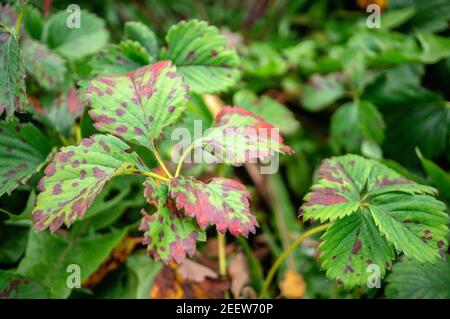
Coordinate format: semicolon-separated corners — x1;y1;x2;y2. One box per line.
228;252;250;298
280;269;306;299
150;261;229;299
177;259;217;282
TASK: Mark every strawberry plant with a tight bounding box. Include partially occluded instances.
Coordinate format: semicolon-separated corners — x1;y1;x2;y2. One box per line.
0;0;449;300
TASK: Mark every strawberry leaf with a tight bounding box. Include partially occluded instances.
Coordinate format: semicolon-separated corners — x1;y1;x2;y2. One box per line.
89;40;150;77
140;178;205;264
0;120;52;196
169;176;258;237
31;134;149;232
385;258;450;299
189;106;293;166
300;154;449;288
161;19;240;94
21;38;67;90
0;26;27;118
86;61;189;150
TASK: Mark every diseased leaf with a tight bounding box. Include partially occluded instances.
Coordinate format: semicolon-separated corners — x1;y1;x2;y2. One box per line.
17;228;127;298
37;87;85;137
161;19;240;94
0;120;52;196
187;106;293;167
21;38;66;90
139;178;205;264
385;258;450;299
42;10;109;59
330;100;385;154
0;27;27;118
0;4;17;28
300;155;449;288
0;271;49;299
86;61;189;149
89;40;150;77
124;21;159;59
233;89;300;135
170;176;258;237
31;134;149;232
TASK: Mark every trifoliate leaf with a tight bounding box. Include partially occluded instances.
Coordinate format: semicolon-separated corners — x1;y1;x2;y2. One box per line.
31;135;149;232
330;100;385;154
161;19;240;94
0;271;49;298
0;120;52;196
169;176;258;237
233;89;300;135
139;178;205;264
42;10;109;59
124;21;159;59
385;258;450;299
301;72;345;112
89;40;150;77
188;106;293;167
300;155;449;288
86;61;189;150
0;27;27;118
21;38;66;90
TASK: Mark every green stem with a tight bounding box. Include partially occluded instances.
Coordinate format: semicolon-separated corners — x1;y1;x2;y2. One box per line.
217;232;230;299
151;141;173;178
142;171;170;183
15;1;26;37
259;223;331;298
174;144;194;177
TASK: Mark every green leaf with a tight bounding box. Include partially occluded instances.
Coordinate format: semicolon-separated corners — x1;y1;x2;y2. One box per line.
89;40;150;77
170;176;258;237
242;42;288;78
385;258;450;299
31;134;149;232
416;31;450;64
381;7;416;29
233;89;300;135
0;271;49;299
0;121;51;196
301;72;345;112
42;10;109;59
300;155;449;288
17;228;127;298
161;19;240;94
0;27;27;118
408;0;450;33
139;178;205;264
21;38;67;90
330;101;385;154
23;5;43;40
124;21;159;59
86;61;189;149
0;224;29;264
188;106;293;167
417;148;450;203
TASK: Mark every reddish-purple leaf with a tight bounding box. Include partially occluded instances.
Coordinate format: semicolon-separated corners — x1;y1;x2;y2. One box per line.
169;176;258;237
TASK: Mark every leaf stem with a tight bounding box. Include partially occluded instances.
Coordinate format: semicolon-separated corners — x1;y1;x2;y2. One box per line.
217;232;230;299
142;171;170;183
14;0;26;37
259;223;331;298
151;141;173;178
174;143;194;177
